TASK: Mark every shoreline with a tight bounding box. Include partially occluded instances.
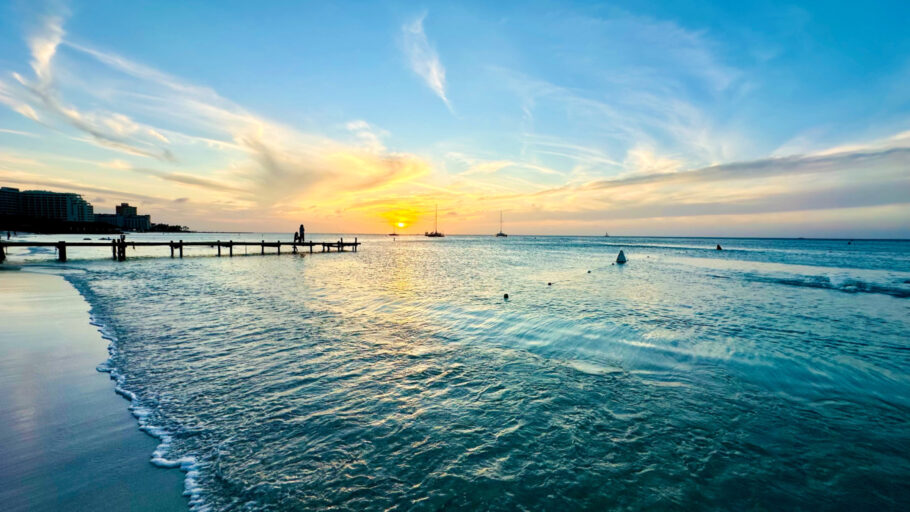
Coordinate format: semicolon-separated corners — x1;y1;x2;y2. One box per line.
0;269;187;511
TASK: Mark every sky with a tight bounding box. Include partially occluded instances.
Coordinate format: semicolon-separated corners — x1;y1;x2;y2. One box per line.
0;0;908;237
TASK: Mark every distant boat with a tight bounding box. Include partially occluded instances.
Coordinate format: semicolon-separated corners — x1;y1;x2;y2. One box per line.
604;232;609;237
495;210;508;237
388;225;399;236
425;204;445;237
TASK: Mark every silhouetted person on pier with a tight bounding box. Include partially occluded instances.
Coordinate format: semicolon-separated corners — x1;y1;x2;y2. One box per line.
6;231;9;240
299;224;305;242
293;232;299;243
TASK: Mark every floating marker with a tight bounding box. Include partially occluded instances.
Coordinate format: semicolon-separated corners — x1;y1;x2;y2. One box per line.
587;270;591;273
503;293;509;299
547;282;552;286
616;250;627;264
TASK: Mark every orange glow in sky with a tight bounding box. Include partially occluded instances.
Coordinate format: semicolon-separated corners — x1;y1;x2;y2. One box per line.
1;4;908;238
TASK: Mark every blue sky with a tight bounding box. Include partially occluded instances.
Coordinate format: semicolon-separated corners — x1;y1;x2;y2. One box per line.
0;0;908;236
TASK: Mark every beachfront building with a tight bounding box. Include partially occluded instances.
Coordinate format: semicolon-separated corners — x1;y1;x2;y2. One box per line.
21;190;95;222
95;202;151;231
116;202;138;217
0;187;20;216
0;187;95;222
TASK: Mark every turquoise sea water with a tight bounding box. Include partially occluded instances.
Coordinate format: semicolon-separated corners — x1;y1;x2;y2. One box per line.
6;234;910;510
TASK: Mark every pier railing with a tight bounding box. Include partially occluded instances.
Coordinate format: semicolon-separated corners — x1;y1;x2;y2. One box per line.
0;238;359;263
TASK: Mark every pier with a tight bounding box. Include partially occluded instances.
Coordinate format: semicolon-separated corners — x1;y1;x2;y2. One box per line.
0;238;360;263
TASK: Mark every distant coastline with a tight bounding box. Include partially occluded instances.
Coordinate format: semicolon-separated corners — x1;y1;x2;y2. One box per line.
1;226;906;241
0;216;193;235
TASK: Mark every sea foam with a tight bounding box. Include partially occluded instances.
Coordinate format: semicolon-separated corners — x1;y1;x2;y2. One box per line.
76;285;209;512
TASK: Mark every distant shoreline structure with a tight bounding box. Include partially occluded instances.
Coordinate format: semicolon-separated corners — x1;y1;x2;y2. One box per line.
2;227;905;241
1;185;189;234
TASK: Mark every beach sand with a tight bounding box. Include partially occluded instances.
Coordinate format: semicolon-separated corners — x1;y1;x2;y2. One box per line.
0;270;186;511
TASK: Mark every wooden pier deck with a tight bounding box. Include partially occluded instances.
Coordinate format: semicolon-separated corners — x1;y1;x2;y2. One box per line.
0;238;360;263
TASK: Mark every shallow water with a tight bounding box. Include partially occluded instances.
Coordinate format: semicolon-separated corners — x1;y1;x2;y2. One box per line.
6;234;910;509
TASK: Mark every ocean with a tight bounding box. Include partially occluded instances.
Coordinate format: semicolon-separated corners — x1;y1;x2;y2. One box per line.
5;234;910;510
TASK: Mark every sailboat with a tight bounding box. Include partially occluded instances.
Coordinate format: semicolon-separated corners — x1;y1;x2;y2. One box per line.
495;210;508;237
388;224;399;236
425;204;445;237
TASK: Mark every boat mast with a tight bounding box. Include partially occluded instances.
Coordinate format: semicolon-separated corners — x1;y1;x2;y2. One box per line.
435;204;438;233
500;210;503;233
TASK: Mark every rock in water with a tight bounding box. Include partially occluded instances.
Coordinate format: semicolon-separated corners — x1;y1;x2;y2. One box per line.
616;250;627;264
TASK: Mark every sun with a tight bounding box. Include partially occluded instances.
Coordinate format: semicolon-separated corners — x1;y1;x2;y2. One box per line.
397;222;405;228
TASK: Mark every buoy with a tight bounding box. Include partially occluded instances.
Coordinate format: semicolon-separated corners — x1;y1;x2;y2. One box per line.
503;293;509;300
616;250;627;264
547;282;552;286
587;270;591;273
716;244;723;250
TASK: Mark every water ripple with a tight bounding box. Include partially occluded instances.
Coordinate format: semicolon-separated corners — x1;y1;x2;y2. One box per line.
53;235;910;510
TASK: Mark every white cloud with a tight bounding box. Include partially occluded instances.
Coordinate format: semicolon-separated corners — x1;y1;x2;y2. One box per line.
345;120;386;152
402;14;452;111
0;128;39;138
0;12;434;214
27;14;64;88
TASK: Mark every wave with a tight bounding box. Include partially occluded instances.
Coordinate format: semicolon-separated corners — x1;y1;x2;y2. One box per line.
72;276;209;511
742;274;910;298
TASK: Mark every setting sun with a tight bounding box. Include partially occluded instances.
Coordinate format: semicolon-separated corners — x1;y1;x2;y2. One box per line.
397;222;405;228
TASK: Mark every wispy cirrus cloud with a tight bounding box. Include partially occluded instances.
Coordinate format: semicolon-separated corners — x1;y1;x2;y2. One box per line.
0;8;434;223
5;13;177;162
0;128;38;137
401;13;452;111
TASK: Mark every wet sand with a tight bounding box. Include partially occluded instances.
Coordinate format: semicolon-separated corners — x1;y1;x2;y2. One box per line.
0;270;186;511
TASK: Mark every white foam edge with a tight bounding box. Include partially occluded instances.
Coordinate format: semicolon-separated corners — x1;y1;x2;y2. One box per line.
86;310;210;511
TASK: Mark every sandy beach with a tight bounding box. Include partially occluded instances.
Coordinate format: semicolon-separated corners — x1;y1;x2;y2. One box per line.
0;270;186;511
